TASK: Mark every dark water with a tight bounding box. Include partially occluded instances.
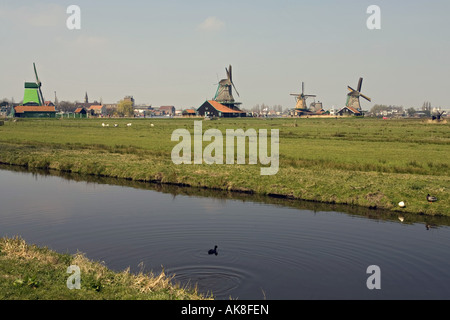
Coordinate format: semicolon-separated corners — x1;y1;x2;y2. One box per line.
1;165;449;300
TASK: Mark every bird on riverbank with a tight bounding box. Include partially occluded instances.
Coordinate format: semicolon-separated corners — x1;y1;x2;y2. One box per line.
208;245;218;255
427;194;437;203
426;223;438;230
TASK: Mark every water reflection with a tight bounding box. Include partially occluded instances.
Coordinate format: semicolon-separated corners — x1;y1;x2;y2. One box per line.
2;163;449;228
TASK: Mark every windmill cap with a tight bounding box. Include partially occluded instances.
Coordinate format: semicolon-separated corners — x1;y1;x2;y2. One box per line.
25;82;39;88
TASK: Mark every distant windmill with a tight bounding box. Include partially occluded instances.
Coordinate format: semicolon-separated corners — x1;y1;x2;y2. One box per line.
23;63;45;106
432;109;446;122
290;82;316;111
346;77;371;111
213;65;242;110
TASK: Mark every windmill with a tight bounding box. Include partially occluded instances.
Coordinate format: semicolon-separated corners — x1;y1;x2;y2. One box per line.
290;82;316;112
432;109;446;122
213;65;242;110
346;77;371;111
23;63;45;106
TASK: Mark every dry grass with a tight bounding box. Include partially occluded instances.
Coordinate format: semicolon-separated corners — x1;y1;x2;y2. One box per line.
0;236;210;300
1;236;60;265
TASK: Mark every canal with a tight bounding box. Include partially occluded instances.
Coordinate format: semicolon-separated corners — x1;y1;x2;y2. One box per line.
1;165;449;299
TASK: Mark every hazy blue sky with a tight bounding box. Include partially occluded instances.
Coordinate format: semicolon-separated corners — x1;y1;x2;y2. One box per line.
1;0;449;110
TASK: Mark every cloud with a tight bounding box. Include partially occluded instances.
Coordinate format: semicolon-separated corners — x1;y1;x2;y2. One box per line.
198;16;225;32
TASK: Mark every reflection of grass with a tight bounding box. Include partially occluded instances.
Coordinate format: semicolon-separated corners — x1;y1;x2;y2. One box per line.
0;117;448;215
0;236;208;300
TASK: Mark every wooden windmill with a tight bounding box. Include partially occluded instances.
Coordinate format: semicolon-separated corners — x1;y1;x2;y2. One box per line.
213;65;242;111
290;82;316;113
346;77;371;111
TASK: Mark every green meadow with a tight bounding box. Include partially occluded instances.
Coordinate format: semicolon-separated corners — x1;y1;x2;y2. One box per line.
0;117;448;216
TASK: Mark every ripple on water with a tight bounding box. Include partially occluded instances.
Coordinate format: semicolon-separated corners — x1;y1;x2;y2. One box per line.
167;264;255;299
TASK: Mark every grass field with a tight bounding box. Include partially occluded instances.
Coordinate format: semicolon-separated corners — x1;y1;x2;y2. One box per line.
0;116;448;215
0;236;208;300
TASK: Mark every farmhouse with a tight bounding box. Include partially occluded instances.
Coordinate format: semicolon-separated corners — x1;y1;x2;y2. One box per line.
182;109;197;117
159;106;176;116
13;105;56;118
336;106;363;117
88;105;106;117
197;100;246;118
74;107;87;118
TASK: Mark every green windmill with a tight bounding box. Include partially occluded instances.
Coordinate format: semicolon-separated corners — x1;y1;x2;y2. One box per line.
23;63;45;106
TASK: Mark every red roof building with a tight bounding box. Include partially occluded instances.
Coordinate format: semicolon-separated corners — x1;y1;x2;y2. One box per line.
88;105;106;116
159;106;175;115
336;106;363;116
13;105;56;118
197;100;246;118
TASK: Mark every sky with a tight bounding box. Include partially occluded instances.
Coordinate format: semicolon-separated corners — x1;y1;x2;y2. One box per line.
1;0;449;110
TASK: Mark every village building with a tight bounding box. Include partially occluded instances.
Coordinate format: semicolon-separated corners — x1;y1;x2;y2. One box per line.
124;96;135;106
74;107;87;118
182;109;197;117
336;106;363;117
159;106;176;116
197;100;246;118
134;105;153;117
12;105;57;118
88;104;106;117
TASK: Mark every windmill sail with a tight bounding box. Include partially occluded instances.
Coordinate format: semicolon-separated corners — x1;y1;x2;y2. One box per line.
34;63;45;105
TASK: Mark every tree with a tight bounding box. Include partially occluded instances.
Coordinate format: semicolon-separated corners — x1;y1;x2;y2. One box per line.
370;104;389;115
58;101;77;113
116;99;134;117
406;107;416;117
422;101;432;117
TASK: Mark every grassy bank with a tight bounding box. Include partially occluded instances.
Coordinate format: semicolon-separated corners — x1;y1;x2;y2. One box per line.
0;117;448;216
0;236;208;300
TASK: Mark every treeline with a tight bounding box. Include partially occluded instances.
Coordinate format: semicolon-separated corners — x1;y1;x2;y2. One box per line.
370;104;409;116
370;101;442;117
